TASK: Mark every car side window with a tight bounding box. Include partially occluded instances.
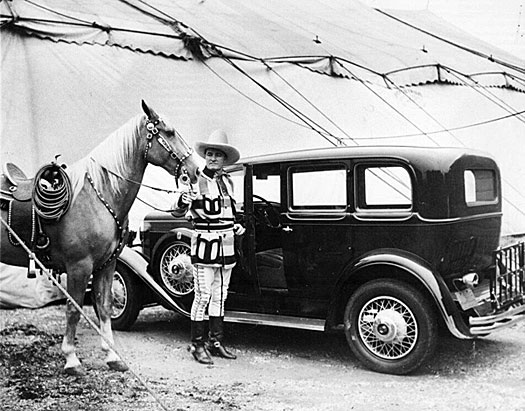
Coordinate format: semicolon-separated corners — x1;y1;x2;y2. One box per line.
288;164;347;211
252;163;281;202
357;165;412;210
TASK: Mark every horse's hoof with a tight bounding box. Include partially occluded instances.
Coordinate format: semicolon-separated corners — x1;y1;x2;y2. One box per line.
107;360;129;372
64;366;86;377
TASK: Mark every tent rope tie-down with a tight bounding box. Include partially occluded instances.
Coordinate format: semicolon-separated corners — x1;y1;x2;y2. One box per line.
0;215;172;411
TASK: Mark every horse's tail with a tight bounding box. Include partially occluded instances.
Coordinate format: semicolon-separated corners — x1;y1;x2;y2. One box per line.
33;161;72;221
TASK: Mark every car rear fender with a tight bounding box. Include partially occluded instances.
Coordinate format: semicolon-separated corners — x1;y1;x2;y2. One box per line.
118;246;188;317
329;250;471;339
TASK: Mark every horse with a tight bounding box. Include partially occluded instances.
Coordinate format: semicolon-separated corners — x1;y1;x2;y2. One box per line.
0;100;200;376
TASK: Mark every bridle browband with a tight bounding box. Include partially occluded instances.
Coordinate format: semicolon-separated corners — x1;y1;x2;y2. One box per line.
143;116;194;186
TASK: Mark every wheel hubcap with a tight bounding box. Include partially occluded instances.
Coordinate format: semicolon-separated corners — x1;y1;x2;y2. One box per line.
168;258;188;281
358;296;418;360
372;309;408;343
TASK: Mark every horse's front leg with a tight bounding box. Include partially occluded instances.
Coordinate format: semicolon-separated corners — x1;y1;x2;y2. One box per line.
92;263;128;372
61;259;92;376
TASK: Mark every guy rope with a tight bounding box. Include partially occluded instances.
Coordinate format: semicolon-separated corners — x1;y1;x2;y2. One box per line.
0;216;173;411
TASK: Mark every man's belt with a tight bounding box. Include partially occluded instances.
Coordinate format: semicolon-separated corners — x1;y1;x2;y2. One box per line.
193;220;234;231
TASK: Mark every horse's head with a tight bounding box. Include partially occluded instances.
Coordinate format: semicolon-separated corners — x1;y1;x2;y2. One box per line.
140;100;200;184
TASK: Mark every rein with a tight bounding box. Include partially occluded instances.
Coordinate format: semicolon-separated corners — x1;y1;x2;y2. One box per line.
89;158;184;213
89;158;178;194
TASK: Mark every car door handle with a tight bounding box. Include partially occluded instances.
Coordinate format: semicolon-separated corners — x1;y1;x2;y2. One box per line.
282;226;293;232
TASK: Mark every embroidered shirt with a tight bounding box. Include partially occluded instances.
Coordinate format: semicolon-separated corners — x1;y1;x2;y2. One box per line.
173;167;237;268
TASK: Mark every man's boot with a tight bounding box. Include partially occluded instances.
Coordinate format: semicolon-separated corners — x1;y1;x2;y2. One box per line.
207;316;237;360
189;321;213;364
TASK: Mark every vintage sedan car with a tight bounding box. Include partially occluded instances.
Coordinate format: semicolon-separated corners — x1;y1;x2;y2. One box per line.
113;145;525;375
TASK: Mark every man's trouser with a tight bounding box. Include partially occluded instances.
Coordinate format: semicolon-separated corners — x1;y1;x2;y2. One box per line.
190;264;232;321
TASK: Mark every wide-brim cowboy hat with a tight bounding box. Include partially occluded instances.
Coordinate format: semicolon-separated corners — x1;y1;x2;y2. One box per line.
195;129;240;166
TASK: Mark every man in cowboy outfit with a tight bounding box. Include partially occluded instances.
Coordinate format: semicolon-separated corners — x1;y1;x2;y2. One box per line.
173;129;245;364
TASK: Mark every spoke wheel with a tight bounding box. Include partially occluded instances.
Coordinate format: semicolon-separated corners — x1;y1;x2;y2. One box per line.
344;278;437;375
110;261;143;330
158;241;194;297
151;238;195;315
111;270;127;319
357;296;418;360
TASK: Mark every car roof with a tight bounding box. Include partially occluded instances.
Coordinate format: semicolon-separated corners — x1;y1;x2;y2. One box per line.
228;145;495;171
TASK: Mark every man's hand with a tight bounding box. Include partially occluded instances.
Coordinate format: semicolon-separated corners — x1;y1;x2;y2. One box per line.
234;223;245;236
180;191;197;206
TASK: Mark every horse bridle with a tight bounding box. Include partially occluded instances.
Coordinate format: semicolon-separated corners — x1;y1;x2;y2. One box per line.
143;117;194;185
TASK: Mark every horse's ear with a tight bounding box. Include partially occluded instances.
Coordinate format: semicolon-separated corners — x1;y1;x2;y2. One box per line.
141;100;151;118
142;100;159;120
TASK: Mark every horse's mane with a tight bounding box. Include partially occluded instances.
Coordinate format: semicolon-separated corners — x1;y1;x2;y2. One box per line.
67;114;144;201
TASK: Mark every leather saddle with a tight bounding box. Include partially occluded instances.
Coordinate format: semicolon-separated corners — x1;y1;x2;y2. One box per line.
1;163;41;261
2;162;72;278
1;163;34;202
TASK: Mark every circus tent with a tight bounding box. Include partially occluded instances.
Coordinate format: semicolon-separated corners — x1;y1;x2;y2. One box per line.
1;0;524;237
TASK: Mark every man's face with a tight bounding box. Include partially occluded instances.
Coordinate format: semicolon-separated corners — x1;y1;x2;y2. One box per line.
205;148;226;172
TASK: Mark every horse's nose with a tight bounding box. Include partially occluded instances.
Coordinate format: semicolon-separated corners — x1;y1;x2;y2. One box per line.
182;165;199;184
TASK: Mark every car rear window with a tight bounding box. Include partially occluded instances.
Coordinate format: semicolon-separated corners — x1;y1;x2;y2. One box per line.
464;169;497;205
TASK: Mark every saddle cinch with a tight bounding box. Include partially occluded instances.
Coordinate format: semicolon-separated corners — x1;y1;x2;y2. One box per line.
1;162;72;277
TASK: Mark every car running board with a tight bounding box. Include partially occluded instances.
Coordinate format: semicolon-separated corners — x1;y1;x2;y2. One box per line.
224;310;326;331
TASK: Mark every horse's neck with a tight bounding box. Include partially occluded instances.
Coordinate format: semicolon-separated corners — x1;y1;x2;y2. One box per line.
76;115;147;221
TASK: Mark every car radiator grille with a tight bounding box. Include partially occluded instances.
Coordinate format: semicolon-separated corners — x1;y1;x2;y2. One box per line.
492;242;525;309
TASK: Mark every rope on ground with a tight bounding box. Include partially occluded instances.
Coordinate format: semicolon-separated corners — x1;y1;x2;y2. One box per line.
0;215;172;411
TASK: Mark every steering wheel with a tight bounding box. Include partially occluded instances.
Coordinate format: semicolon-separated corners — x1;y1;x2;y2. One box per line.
253;194;281;229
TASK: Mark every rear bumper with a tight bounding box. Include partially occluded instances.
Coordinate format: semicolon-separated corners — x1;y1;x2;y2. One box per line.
469;303;525;335
468;241;525;336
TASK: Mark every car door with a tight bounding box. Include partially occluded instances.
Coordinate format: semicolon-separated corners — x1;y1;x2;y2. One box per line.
227;162;287;313
279;160;353;317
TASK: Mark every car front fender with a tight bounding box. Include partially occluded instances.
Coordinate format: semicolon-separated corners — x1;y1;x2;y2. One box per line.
150;228;194;259
118;246;188;317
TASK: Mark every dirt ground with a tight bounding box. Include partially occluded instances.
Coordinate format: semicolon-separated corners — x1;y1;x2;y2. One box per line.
1;303;525;411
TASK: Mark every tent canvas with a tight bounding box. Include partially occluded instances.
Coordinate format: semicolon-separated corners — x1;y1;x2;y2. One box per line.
1;0;524;238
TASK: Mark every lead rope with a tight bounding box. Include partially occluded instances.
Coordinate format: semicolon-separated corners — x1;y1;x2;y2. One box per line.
0;215;172;411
